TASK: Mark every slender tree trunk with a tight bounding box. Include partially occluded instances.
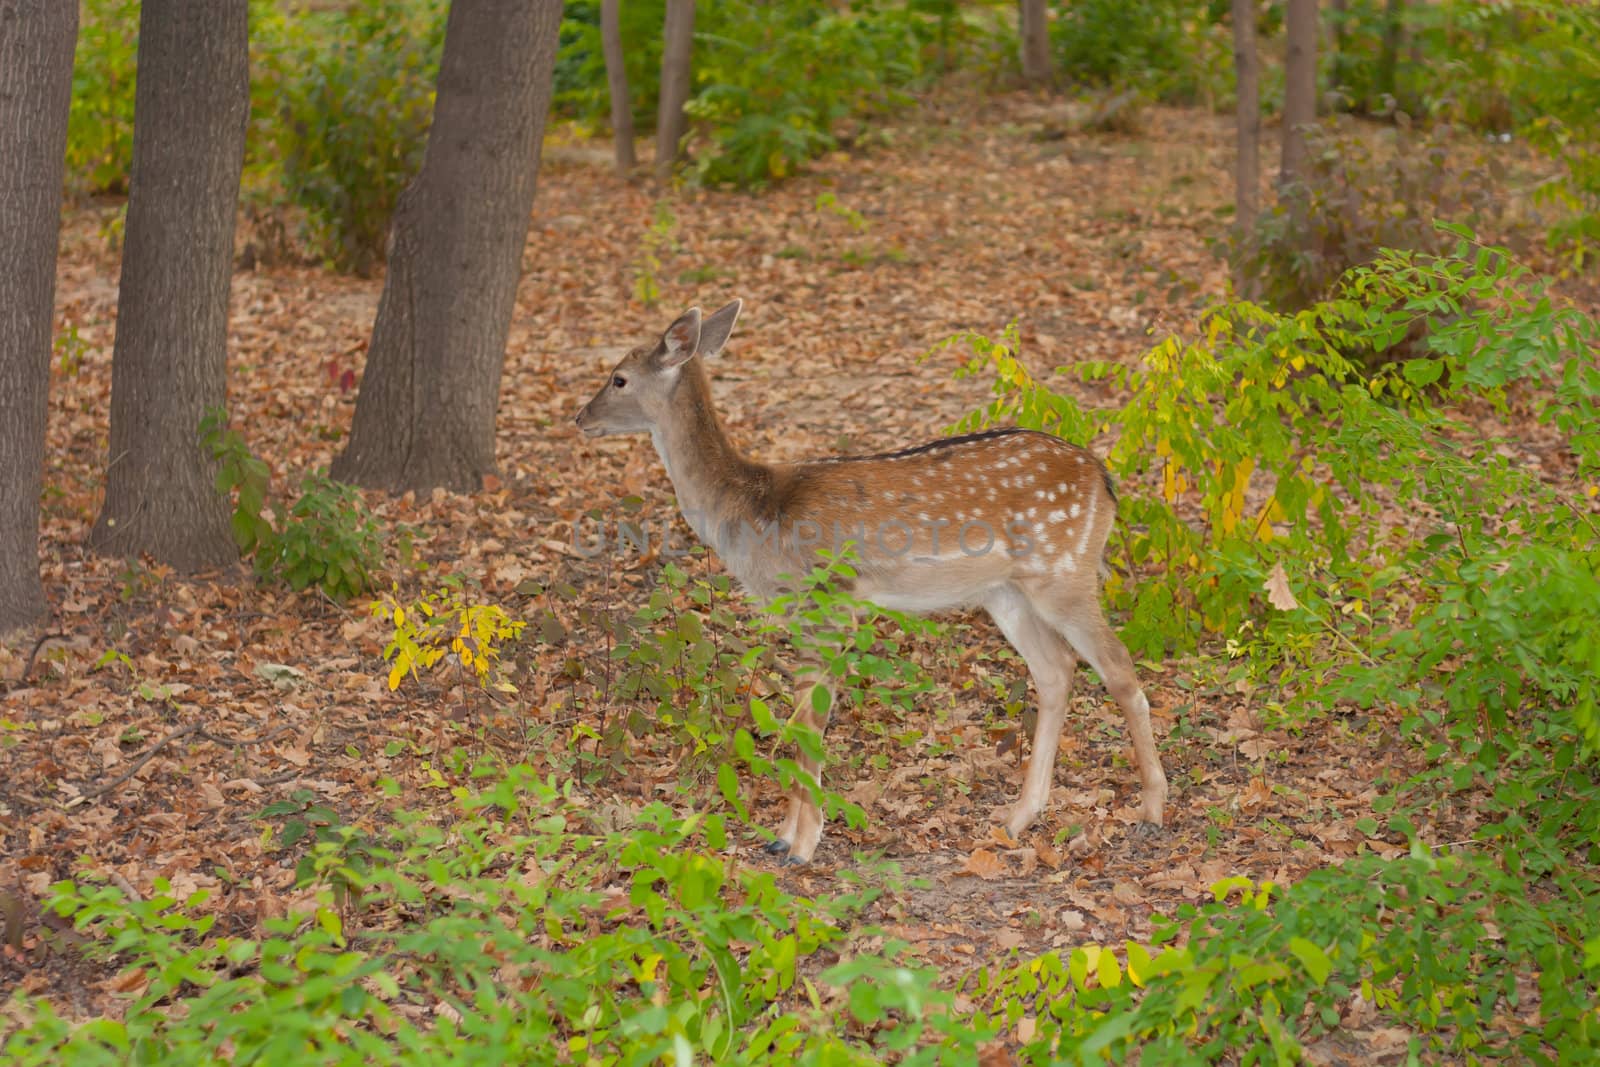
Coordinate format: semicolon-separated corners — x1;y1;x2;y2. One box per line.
1232;0;1261;235
655;0;695;182
1019;0;1053;89
0;3;77;633
602;0;636;174
1280;0;1320;188
1376;0;1405;111
331;0;563;493
90;1;247;572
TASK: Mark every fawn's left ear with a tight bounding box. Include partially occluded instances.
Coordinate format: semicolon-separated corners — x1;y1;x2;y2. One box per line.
697;299;743;359
656;306;702;369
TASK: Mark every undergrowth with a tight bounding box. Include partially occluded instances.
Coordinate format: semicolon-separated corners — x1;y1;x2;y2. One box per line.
199;409;403;602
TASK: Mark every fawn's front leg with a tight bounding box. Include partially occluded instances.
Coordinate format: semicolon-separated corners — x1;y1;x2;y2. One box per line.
765;669;832;864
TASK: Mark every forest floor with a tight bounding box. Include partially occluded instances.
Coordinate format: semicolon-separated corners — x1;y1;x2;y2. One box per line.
4;90;1594;1057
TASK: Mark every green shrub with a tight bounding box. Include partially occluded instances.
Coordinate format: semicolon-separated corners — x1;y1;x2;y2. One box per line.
2;770;986;1065
1228;121;1506;312
67;0;140;196
1050;0;1230;105
554;0;940;187
971;851;1600;1061
554;0;668;132
1326;0;1535;127
562;550;934;840
1517;3;1600;268
687;1;934;186
1325;0;1600;267
941;227;1599;678
258;470;390;602
267;0;446;273
200;410;398;602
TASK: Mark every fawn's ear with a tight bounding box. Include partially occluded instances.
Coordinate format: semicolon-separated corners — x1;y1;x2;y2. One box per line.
656;307;702;369
697;299;743;359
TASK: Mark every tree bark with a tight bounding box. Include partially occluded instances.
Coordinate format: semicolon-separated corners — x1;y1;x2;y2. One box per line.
602;0;636;175
1376;0;1405;112
655;0;695;182
1019;0;1053;89
331;0;563;493
1280;0;1320;188
0;2;77;633
1232;0;1261;236
90;0;247;572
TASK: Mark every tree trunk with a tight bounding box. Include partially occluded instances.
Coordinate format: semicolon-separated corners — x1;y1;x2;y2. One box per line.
602;0;636;175
1232;0;1261;237
1376;0;1405;112
331;0;563;493
1280;0;1320;188
1019;0;1053;89
90;0;247;572
0;3;77;633
655;0;695;182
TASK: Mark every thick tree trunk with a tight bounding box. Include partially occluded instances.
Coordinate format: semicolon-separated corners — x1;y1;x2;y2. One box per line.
602;0;636;175
1232;0;1261;236
1280;0;1320;188
331;0;563;493
655;0;695;182
1019;0;1053;88
0;3;77;633
90;1;247;572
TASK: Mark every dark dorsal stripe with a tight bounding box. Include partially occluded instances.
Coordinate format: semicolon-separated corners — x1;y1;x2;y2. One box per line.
807;426;1118;503
821;427;1042;464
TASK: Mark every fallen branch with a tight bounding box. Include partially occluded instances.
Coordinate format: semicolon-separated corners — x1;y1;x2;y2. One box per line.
72;722;202;805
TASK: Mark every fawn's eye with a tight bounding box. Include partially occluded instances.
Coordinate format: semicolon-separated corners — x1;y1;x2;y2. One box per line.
612;374;627;389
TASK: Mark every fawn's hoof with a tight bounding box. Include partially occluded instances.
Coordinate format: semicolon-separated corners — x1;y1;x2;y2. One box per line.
763;839;791;855
1130;820;1166;838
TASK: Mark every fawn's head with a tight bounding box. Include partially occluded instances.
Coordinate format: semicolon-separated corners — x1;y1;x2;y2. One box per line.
575;300;743;438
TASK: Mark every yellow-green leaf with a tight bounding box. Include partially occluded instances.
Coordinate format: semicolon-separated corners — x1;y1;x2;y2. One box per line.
1288;936;1332;985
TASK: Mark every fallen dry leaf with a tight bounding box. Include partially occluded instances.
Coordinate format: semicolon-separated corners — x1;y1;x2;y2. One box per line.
959;848;1006;881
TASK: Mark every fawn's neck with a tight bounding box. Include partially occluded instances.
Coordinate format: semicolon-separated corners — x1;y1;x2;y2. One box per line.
649;359;771;552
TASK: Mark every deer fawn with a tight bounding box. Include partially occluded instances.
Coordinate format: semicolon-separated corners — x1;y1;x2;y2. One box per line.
574;300;1168;863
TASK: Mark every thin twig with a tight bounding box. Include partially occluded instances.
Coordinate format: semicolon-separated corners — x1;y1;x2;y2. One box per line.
194;723;294;748
17;631;73;685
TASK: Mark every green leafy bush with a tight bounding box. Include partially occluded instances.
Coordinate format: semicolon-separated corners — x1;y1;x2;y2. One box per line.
1050;0;1231;105
942;228;1599;694
198;408;274;555
200;411;398;602
258;470;390;602
267;0;446;273
554;0;668;132
568;550;934;838
1228;121;1506;312
67;0;140;196
2;770;987;1065
1325;0;1600;267
686;1;934;186
971;852;1600;1061
553;0;940;187
1327;0;1534;127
